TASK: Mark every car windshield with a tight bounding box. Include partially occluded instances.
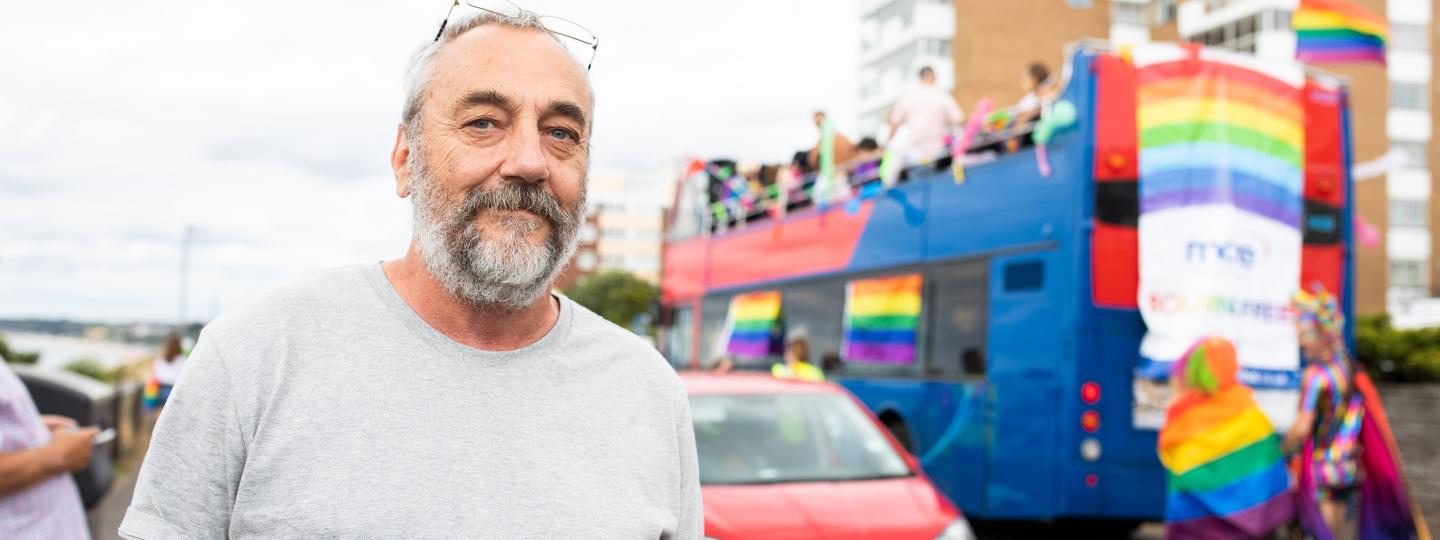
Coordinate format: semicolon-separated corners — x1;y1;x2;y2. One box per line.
690;393;913;485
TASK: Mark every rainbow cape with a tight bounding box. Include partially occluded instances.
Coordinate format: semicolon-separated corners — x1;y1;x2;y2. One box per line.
842;273;921;364
1294;0;1388;65
1296;370;1427;540
725;290;783;358
1159;338;1292;539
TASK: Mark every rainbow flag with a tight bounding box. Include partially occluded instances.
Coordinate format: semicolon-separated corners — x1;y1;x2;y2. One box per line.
1137;46;1305;229
1159;338;1292;540
142;374;160;410
843;274;921;364
1294;0;1388;65
725;290;783;357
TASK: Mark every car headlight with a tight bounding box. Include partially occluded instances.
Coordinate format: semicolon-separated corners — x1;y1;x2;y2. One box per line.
935;517;975;540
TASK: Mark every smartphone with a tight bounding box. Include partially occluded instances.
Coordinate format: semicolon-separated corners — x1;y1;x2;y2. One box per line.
87;427;116;446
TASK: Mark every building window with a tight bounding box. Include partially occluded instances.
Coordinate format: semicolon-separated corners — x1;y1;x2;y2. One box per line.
601;254;625;267
1391;260;1428;292
1067;0;1092;8
1393;141;1429;168
1390;200;1429;228
1392;82;1428;111
576;251;596;271
1113;2;1148;25
600;228;626;240
1270;10;1290;31
1391;24;1428;52
1154;0;1178;25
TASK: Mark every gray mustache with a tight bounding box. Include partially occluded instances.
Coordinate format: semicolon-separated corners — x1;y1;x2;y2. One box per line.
457;183;576;230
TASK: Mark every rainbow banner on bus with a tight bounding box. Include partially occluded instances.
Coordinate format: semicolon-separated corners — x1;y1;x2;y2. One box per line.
843;274;921;364
1133;44;1305;429
725;290;783;357
1294;0;1388;65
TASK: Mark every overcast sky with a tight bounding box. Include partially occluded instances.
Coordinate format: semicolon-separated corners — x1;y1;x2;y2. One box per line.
0;0;860;323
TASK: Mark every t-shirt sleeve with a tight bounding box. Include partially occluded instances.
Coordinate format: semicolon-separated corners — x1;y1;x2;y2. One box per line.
672;383;702;539
119;335;245;540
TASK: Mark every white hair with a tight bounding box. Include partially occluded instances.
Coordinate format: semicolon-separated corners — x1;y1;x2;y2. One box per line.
400;10;589;143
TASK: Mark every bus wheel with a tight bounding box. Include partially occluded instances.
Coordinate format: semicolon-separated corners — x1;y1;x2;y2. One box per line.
880;412;914;453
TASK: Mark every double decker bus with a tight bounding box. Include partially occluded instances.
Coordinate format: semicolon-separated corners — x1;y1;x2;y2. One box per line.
658;42;1354;524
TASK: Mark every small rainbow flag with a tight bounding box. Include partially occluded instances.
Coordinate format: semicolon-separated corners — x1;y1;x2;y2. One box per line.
142;374;160;409
1159;338;1292;540
1137;46;1305;229
725;290;783;357
1294;0;1388;65
843;274;921;364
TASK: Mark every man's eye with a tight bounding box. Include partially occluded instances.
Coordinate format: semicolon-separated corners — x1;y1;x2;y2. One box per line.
548;128;575;141
469;118;496;129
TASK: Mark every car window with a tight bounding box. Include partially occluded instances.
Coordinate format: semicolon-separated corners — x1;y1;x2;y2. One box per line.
691;393;911;485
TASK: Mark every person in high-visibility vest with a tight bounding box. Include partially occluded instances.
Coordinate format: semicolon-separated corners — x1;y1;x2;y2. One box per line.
772;326;825;382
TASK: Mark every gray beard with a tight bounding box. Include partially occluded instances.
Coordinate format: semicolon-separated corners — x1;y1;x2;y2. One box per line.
408;150;585;311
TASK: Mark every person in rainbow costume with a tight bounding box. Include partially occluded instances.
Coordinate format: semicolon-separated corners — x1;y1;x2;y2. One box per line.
1159;336;1292;539
1284;285;1426;540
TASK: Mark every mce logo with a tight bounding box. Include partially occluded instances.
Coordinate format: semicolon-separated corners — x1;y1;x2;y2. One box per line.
1184;238;1268;268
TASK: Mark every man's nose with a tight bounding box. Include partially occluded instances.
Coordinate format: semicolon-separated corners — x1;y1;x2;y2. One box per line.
499;128;549;184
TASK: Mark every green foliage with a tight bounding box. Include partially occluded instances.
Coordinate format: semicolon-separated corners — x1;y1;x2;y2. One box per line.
564;270;659;335
0;335;40;364
63;358;118;384
1354;314;1440;383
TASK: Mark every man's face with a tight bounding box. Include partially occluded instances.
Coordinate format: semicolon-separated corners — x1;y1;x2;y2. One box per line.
402;25;593;308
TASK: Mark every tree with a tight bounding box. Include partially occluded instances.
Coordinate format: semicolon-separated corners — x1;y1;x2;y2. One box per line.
0;334;40;365
564;270;659;335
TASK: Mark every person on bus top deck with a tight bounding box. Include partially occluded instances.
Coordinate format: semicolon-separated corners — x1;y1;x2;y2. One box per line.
806;111;858;171
886;66;964;168
1013;62;1057;125
119;6;701;539
1282;285;1364;536
773;326;825;382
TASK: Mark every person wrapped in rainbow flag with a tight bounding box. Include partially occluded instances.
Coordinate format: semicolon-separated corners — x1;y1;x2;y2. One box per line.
1284;285;1426;540
1159;337;1292;539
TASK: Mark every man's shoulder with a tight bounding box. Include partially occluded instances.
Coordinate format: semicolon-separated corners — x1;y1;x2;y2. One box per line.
201;264;376;344
561;296;676;382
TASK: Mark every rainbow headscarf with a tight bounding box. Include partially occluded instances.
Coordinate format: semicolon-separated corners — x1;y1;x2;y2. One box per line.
1291;284;1345;346
1159;337;1292;539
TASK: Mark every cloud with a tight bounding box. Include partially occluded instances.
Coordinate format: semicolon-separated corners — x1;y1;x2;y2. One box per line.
0;0;859;322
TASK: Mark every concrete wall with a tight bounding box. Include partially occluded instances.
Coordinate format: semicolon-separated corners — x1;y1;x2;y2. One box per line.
1376;383;1440;535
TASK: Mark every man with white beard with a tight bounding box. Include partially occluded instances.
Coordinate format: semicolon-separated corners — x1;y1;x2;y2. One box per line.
120;5;701;539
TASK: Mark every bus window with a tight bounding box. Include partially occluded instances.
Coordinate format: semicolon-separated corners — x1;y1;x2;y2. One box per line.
781;279;846;372
1003;260;1045;292
927;261;989;377
665;305;694;369
699;295;732;369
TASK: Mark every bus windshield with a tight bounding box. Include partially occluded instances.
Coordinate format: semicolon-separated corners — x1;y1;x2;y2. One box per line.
690;394;912;485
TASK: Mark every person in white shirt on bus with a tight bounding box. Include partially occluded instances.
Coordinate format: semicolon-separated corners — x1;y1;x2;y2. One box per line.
887;66;965;168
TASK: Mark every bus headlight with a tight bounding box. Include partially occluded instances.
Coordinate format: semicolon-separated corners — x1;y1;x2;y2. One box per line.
935;517;975;540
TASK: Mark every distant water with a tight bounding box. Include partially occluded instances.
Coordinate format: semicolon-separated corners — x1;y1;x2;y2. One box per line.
2;332;153;370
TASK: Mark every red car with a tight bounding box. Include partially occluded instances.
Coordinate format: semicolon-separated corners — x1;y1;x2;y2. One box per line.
682;372;973;540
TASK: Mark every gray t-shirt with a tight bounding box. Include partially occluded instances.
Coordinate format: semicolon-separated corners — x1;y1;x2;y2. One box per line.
119;263;701;539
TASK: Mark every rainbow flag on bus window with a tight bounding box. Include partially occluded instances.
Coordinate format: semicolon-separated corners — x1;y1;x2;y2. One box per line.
843;274;921;364
1294;0;1388;65
725;290;783;357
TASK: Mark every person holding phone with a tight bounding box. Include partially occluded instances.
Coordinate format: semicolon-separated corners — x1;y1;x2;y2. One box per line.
0;360;97;540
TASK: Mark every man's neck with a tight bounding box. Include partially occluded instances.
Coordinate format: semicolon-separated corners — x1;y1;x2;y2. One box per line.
380;245;560;351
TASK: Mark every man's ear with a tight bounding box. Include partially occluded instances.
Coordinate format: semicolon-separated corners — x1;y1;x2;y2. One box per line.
391;124;413;198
